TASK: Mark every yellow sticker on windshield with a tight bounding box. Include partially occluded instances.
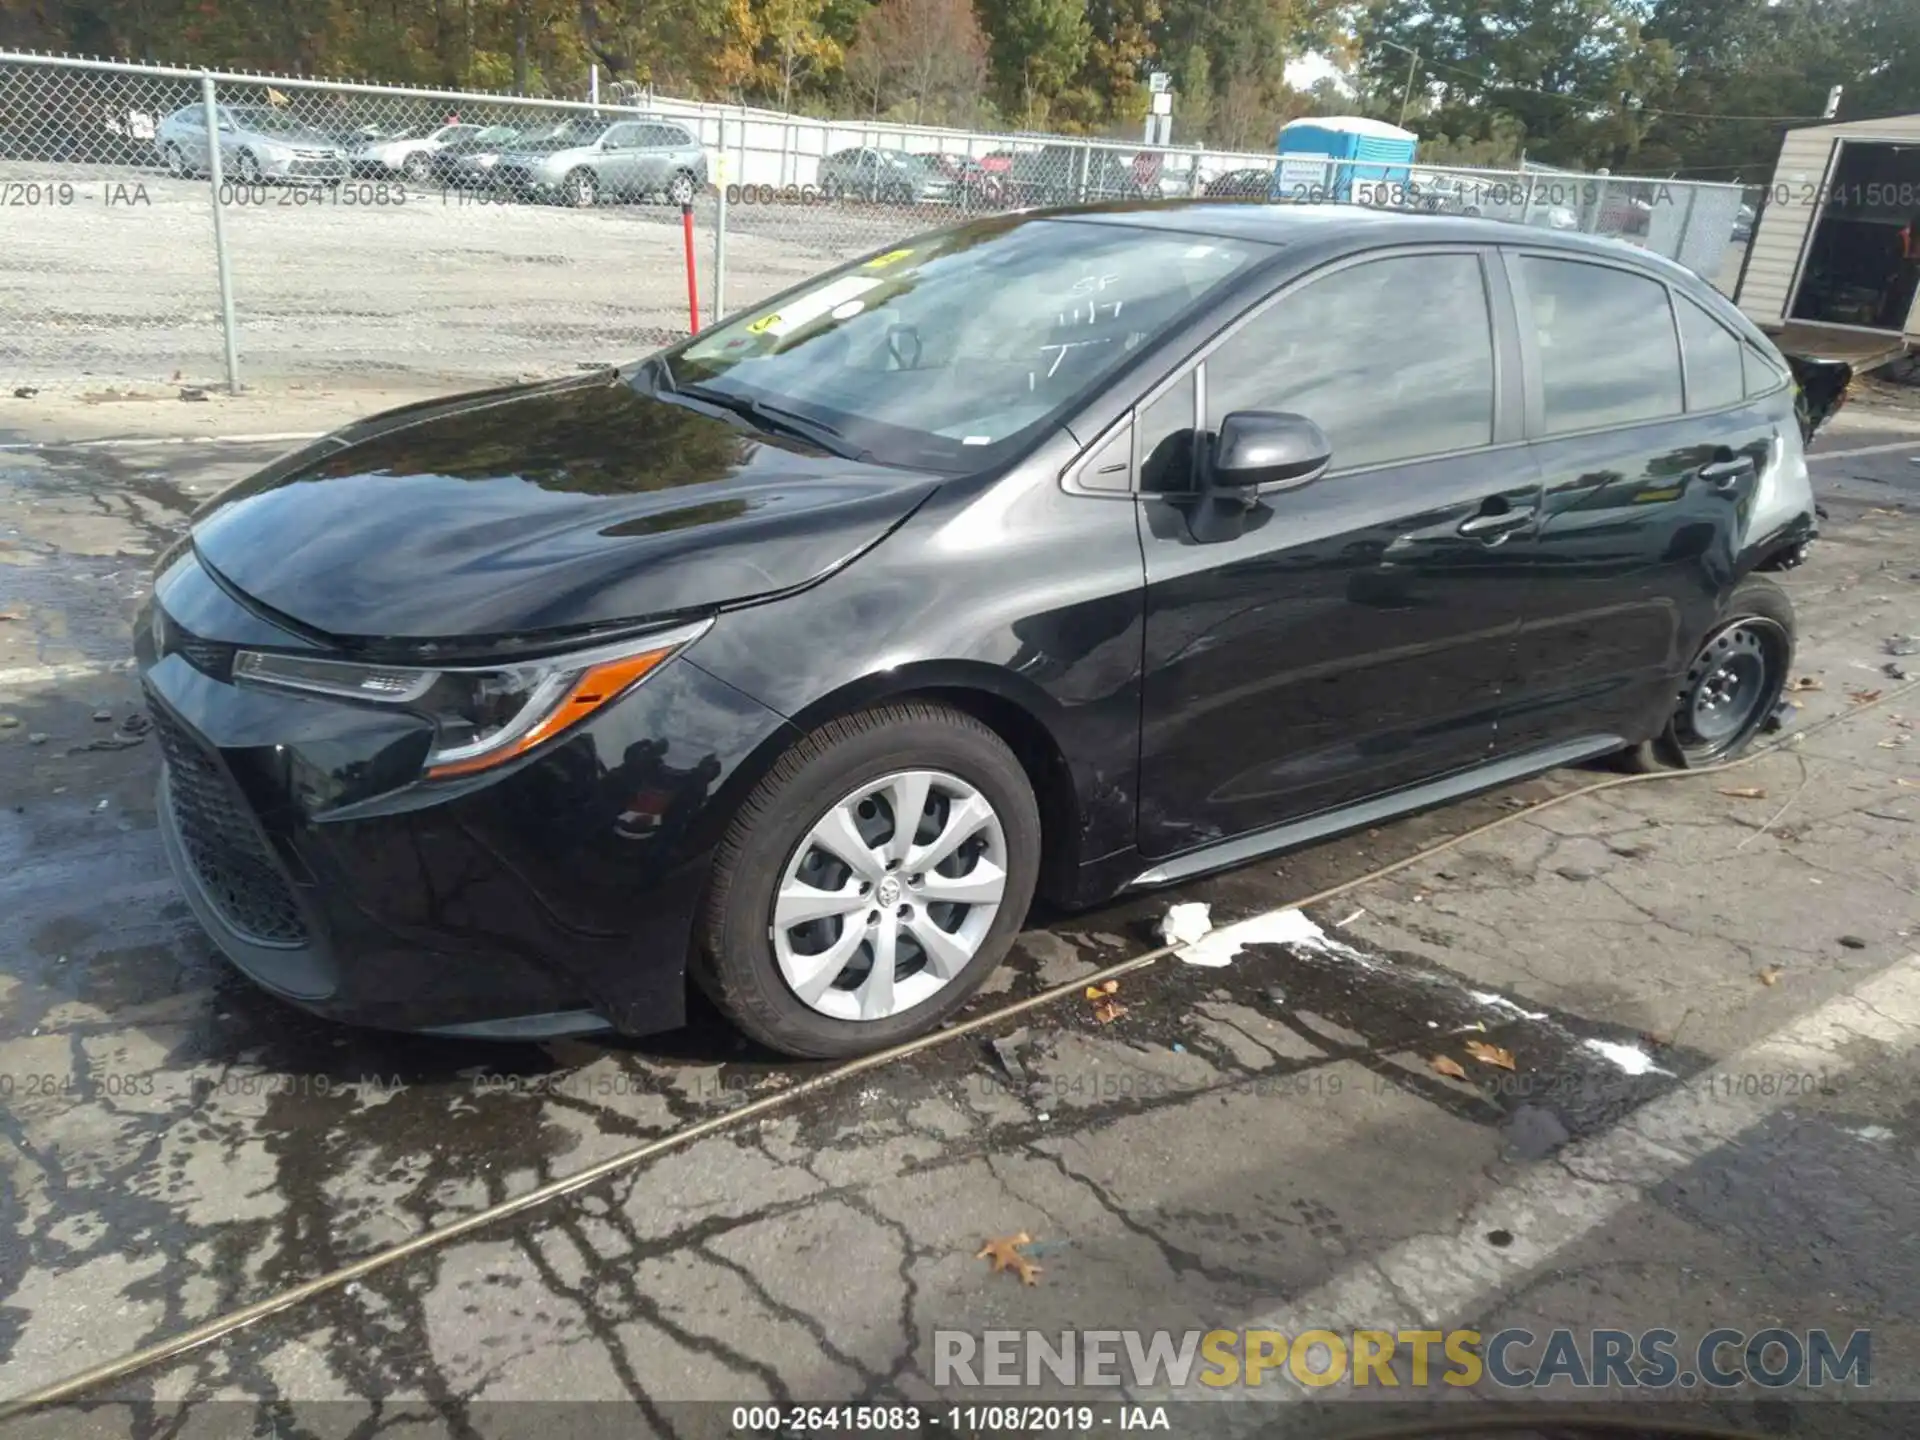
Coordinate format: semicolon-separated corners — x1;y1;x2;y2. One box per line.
865;249;914;269
745;313;781;335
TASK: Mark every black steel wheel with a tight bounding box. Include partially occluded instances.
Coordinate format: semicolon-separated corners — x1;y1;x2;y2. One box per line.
1617;575;1794;771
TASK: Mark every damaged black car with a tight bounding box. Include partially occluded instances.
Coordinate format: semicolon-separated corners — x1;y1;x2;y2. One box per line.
137;204;1818;1057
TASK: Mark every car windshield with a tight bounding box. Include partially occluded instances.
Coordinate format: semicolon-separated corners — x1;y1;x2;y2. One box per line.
657;217;1272;472
227;108;307;134
471;126;518;144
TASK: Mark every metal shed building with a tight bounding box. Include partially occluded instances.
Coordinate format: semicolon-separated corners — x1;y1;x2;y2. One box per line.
1737;112;1920;368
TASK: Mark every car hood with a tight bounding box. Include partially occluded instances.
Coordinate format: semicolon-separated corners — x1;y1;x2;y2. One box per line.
188;371;940;646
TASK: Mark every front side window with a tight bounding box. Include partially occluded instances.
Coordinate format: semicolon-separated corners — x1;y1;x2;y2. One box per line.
1676;293;1745;412
661;219;1271;472
1204;252;1496;471
1520;256;1682;434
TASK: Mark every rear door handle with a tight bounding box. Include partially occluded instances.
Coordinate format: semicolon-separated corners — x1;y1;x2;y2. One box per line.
1700;457;1756;492
1457;507;1536;540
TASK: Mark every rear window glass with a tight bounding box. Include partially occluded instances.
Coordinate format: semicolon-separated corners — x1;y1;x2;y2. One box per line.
1676;295;1745;412
1520;257;1683;434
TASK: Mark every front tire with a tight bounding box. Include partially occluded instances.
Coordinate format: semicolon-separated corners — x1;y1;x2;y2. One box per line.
697;702;1041;1058
1616;575;1794;772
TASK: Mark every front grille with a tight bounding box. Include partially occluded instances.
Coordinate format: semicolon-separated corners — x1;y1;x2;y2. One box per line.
157;608;232;681
151;702;310;947
288;158;346;177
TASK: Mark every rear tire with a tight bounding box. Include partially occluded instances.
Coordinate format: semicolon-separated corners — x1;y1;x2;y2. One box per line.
697;702;1041;1059
1615;575;1795;772
666;169;697;206
564;167;597;207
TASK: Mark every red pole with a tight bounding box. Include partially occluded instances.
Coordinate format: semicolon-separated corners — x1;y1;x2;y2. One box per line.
681;203;700;334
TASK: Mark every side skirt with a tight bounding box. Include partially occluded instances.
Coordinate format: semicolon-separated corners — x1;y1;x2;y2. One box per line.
1125;735;1624;889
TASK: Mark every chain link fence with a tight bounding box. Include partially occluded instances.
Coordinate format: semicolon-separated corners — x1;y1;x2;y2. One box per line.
1;50;1760;398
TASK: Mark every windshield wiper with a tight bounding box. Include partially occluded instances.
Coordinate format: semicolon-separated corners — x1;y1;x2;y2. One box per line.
674;383;870;461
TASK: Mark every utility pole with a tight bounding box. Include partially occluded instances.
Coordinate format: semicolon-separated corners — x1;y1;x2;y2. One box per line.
1399;46;1419;128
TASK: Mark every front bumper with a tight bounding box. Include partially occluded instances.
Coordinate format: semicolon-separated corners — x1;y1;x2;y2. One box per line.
137;558;795;1039
260;154;351;181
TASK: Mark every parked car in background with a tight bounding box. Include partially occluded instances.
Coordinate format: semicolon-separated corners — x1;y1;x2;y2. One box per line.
914;153;1006;208
1005;145;1148;206
155;103;350;183
137;205;1815;1059
352;122;481;181
818;147;953;203
1204;167;1276;200
428;125;522;188
493;116;707;207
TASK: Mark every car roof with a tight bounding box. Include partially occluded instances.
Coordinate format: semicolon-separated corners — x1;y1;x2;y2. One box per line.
1040;200;1705;274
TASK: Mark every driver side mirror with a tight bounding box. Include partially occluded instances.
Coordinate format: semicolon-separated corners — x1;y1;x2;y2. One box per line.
1206;411;1332;497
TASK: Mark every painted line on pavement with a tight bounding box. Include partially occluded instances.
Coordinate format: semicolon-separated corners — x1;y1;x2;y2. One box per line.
0;660;133;691
1809;438;1920;461
1149;951;1920;1404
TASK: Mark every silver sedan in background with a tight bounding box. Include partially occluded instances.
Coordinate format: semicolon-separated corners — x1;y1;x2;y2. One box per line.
154;103;350;183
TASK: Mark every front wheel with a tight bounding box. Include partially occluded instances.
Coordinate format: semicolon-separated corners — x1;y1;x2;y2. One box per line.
697;702;1041;1058
563;167;597;208
232;149;262;184
401;151;431;183
1617;575;1794;772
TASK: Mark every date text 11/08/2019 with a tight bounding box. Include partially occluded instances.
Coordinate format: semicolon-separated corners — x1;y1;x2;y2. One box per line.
730;1406;1171;1432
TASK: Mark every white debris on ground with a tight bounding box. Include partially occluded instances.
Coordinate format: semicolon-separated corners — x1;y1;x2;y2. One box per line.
1581;1038;1674;1077
1472;990;1550;1021
1159;902;1214;949
1168;905;1369;969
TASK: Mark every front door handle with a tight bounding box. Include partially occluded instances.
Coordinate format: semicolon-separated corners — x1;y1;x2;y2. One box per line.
1457;507;1536;541
1700;456;1756;492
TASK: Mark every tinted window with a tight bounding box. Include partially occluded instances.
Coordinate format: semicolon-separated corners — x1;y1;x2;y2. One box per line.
603;124;640;147
1205;253;1495;470
1520;257;1682;433
1676;294;1744;411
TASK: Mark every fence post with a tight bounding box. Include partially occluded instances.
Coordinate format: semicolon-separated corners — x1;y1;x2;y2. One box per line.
712;115;729;324
1078;140;1091;202
198;73;241;395
779;121;792;187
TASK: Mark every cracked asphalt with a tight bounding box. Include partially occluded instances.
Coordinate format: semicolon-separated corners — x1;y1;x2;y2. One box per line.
2;385;1918;1437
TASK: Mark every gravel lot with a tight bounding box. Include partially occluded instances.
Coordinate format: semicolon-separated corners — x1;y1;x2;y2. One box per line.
0;161;923;393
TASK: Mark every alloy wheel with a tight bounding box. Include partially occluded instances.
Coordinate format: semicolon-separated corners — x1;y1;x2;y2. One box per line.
163;143;186;178
1671;617;1787;763
771;769;1008;1023
402;151;431;182
233;150;261;183
667;170;696;206
567;169;596;207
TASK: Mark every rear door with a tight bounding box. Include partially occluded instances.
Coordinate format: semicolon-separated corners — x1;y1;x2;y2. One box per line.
1135;245;1541;857
596;122;645;194
1496;251;1774;755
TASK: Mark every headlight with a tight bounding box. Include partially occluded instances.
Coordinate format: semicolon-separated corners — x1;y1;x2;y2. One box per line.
232;618;711;780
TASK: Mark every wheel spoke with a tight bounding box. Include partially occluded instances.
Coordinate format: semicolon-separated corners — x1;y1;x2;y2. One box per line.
918;859;1006;908
774;879;867;928
905;912;972;979
857;917;898;1018
908;792;993;872
884;772;934;863
811;800;883;880
787;922;867;1007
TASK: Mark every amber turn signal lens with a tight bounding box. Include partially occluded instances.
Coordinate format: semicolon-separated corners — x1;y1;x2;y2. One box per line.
425;645;676;780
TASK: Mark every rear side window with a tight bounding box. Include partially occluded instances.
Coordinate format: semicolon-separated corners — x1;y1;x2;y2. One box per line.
1676;295;1745;412
1520;257;1682;434
1203;252;1496;470
1743;344;1790;397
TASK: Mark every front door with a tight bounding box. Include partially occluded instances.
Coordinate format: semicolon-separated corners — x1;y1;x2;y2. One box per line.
1136;247;1542;858
1496;252;1777;754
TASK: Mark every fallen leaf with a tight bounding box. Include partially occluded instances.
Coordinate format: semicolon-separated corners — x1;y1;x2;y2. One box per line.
1848;689;1883;705
1464;1039;1517;1070
1758;966;1784;987
1091;999;1127;1025
1719;786;1767;799
1429;1055;1469;1081
1083;979;1120;1001
1897;778;1920;788
1786;676;1823;692
1084;985;1103;1000
1099;979;1119;994
977;1233;1042;1286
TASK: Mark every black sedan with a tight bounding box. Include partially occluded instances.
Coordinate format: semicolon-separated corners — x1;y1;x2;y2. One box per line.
138;205;1816;1057
1204;167;1275;199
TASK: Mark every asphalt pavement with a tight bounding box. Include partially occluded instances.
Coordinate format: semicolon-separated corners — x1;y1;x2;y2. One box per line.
1;390;1917;1438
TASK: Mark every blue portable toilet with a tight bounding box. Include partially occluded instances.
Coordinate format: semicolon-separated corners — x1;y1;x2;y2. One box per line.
1270;116;1417;203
